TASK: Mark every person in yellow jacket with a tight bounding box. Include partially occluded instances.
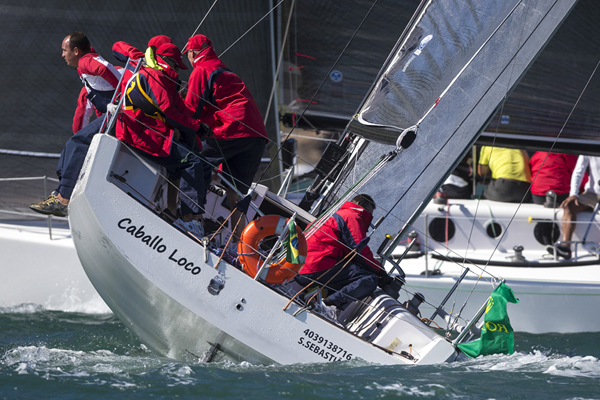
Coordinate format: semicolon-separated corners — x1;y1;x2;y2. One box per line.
478;146;532;203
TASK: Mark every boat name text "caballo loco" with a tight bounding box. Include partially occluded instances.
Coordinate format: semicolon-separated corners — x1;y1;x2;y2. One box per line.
117;218;202;275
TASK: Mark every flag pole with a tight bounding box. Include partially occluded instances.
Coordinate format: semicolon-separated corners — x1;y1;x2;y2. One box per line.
451;296;488;347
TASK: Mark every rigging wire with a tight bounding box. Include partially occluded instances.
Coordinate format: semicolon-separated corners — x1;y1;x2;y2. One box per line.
109;109;404;310
163;1;506;290
166;0;406;241
479;58;600;272
449;0;536;316
109;60;392;277
316;1;588;302
186;0;219;48
218;0;286;58
332;1;530;230
459;1;600;292
115;106;395;278
263;0;296;126
157;69;325;191
450;21;600;324
110;123;422;331
253;0;382;189
167;0;351;190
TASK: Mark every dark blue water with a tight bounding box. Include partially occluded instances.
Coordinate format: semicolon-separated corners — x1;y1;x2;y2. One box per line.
1;304;599;400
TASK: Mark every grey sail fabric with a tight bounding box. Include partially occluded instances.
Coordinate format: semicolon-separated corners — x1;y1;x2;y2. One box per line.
282;0;600;156
279;0;420;125
329;0;579;251
351;0;550;143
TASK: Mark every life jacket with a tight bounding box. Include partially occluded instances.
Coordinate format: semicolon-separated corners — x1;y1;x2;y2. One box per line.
124;72;166;122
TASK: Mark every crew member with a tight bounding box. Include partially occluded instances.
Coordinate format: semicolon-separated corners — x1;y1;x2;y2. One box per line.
295;194;391;320
555;155;600;259
184;34;268;238
30;32;121;217
478;146;532;203
115;43;208;237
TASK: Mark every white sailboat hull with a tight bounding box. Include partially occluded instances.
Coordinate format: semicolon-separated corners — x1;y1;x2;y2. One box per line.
400;274;599;334
393;199;600;333
0;220;107;312
69;134;459;365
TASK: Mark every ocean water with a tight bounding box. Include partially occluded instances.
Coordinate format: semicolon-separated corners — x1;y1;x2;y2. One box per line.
1;304;599;400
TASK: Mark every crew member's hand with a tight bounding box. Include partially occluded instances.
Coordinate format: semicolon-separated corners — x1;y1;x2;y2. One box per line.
106;103;119;115
560;195;578;209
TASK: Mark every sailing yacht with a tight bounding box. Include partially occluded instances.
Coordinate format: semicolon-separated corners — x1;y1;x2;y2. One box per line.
69;0;578;364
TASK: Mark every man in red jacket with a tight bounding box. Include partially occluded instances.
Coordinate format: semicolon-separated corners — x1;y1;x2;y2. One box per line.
295;194;389;320
115;43;208;236
529;151;580;206
184;34;267;237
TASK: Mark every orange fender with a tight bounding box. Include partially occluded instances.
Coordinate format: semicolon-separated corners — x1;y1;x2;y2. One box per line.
238;215;307;284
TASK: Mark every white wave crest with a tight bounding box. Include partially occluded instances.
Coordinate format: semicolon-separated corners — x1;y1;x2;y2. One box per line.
544;355;600;378
0;294;111;315
369;382;443;396
458;350;600;378
0;303;44;314
2;346;158;377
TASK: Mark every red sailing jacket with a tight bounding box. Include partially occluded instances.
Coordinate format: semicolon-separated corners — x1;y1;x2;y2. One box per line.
112;41;144;67
73;52;121;133
299;202;381;275
111;41;144;102
185;47;267;140
529;152;585;196
115;63;201;157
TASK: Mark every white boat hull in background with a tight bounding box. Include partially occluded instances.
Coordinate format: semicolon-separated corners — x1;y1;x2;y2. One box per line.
399;274;600;334
392;199;600;334
0;220;108;312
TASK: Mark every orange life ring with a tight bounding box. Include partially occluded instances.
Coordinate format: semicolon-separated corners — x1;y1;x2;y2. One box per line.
238;215;307;284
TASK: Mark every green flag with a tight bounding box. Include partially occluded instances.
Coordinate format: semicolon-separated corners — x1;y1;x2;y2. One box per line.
283;221;300;264
457;282;519;357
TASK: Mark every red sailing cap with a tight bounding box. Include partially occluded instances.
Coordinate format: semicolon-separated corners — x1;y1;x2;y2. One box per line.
186;34;212;52
156;43;188;70
148;35;172;48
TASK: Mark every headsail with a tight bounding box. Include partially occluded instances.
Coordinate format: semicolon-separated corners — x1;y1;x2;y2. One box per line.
326;0;579;251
